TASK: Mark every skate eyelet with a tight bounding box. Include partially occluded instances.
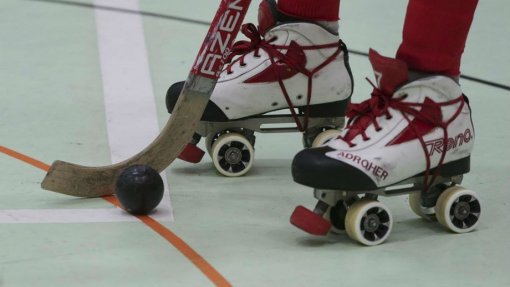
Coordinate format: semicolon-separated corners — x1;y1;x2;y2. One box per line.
363;137;371;141
240;63;247;67
386;115;393;120
376;128;382;132
227;71;233;75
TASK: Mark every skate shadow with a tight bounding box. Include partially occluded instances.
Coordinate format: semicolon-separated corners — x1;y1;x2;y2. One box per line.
289;218;451;247
170;158;294;178
388;218;449;243
249;158;294;176
294;234;357;247
170;162;218;177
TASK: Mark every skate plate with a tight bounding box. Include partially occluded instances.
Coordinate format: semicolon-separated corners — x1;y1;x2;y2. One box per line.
195;115;344;136
290;206;331;236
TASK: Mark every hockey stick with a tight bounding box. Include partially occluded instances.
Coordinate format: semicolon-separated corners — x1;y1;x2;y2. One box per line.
41;0;252;197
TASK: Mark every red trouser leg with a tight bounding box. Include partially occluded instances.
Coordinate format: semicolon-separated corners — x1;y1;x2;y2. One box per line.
277;0;340;21
396;0;478;77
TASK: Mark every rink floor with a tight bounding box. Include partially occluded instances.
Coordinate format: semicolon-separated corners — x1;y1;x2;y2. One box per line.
1;0;509;286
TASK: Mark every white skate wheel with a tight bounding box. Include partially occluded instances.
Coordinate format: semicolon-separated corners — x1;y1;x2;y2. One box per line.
435;186;481;233
408;192;436;221
328;196;359;231
345;199;393;246
205;133;221;156
311;129;342;147
211;132;254;177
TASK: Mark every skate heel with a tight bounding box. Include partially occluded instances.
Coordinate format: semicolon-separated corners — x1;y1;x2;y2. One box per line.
303;99;351;118
299;100;350;147
435;156;471;177
290;206;331;236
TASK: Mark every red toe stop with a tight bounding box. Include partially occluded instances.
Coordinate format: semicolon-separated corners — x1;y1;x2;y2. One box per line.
178;143;205;163
290;205;331;236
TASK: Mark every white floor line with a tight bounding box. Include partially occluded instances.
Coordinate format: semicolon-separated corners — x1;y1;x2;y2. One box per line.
0;0;173;224
0;208;174;224
94;0;173;222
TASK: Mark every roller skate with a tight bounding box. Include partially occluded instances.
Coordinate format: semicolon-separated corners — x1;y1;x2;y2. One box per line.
166;0;353;176
290;49;481;246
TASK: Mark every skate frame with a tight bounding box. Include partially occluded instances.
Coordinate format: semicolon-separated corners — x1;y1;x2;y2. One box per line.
194;114;345;151
312;175;464;210
195;115;345;135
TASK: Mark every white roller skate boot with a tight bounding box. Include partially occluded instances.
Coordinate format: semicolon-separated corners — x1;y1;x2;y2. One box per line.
290;49;481;246
166;0;353;176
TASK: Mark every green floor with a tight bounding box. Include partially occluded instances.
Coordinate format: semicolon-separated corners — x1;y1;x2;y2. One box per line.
1;0;509;286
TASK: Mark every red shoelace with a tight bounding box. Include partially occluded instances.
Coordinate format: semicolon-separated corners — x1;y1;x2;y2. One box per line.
225;23;342;131
338;80;466;192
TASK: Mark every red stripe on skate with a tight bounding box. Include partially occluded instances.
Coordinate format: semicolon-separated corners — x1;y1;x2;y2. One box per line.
290;205;331;236
0;145;232;287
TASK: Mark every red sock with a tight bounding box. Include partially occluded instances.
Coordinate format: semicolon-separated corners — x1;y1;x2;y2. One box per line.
396;0;478;77
277;0;340;21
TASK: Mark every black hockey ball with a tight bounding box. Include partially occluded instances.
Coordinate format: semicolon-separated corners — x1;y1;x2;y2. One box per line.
115;164;164;215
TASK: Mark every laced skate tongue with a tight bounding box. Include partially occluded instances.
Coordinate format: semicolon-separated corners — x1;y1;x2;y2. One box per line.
258;0;307;34
369;49;409;95
258;0;278;34
342;50;409;142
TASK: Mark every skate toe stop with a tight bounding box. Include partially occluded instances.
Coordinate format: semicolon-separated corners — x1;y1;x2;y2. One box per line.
290;206;331;236
178;143;205;163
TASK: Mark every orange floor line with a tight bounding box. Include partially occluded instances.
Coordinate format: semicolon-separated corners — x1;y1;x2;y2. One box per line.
0;145;232;287
0;145;50;171
102;195;232;287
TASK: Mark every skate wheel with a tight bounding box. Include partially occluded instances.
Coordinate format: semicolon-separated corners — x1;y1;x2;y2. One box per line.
178;143;205;163
290;206;331;236
205;133;221;156
328;196;358;231
345;199;392;246
211;132;254;177
311;129;341;147
408;192;436;221
435;186;481;233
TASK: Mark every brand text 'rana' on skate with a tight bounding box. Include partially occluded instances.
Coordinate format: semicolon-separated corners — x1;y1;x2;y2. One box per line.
426;128;473;156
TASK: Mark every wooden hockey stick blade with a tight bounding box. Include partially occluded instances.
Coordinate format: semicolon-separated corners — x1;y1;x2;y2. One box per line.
42;77;211;197
41;0;251;197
